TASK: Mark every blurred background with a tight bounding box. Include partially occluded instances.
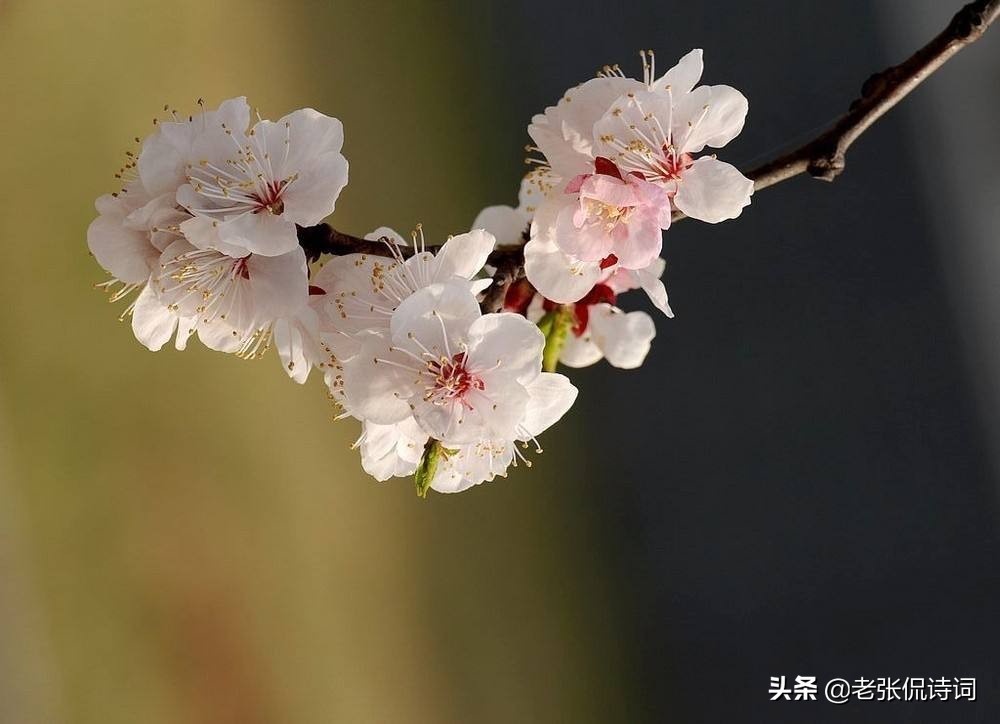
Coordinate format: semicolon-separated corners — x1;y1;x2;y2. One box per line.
0;1;998;722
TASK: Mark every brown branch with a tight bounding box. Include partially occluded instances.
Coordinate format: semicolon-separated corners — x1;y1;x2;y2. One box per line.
744;0;1000;191
479;254;524;313
300;0;998;294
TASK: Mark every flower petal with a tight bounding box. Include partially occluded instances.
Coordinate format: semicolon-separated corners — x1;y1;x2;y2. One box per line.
261;108;344;179
519;372;578;438
467;313;545;385
214;210;300;257
528;76;644;177
673;157;753;223
281;150;349;226
554;199;615;262
587;304;656;369
245;247;310;321
672;84;748;155
87;196;159;283
389;280;481;353
360;419;427;482
341;332;416;425
634;265;674;318
272;307;321;384
523;236;602;304
130;283;177;352
650;48;704;95
471;206;528;248
559;332;604;368
431;229;495;281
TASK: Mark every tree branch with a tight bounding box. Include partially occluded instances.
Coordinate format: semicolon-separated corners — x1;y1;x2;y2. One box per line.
744;0;1000;192
299;0;999;301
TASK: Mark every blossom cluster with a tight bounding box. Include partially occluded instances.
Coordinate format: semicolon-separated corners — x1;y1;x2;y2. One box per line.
87;50;751;495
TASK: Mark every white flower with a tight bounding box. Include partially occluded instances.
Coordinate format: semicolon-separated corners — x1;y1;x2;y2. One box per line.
321;227;495;359
355;418;429;482
524;49;751;304
429;372;577;493
550;160;672;270
592;53;752;223
87;181;197;350
138;98;250;197
341;281;550;445
147;240;308;356
139;97;349;258
527;49;703;180
88;184;178;285
528;73;645;179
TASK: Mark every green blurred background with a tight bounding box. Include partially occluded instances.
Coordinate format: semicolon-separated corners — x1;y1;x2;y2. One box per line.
0;2;637;722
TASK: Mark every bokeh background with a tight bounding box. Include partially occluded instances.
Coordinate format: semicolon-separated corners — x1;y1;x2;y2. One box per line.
1;1;998;722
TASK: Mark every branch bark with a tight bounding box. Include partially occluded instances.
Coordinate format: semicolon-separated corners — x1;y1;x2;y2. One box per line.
298;0;999;306
742;0;1000;194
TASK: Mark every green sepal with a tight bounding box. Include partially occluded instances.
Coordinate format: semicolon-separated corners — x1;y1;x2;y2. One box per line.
414;439;456;498
538;305;576;372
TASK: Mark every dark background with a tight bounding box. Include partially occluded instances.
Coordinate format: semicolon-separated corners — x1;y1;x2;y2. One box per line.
482;1;1000;721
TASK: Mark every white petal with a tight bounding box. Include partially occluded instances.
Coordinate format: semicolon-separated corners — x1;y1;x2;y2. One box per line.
593;89;674;162
673;84;748;155
523;236;602;304
559;332;604;368
341;332;416;425
196;318;245;354
389;281;481;352
518;167;559;217
281;150;349;226
261;108;344;179
431;229;495;281
419;380;529;445
587;304;656;369
364;227;408;246
429;450;480;493
429;471;477;494
245;247;310;322
130;283;177;352
673;157;753;223
520;373;578;438
320;253;399;337
528;76;643;177
273;307;321;384
174;316;196;351
138;97;250;197
467;313;545;385
471;206;528;247
470;278;493;296
87;197;159;283
360;419;427;482
214;211;300;257
177;214;252;258
650;48;704;95
634;265;674;317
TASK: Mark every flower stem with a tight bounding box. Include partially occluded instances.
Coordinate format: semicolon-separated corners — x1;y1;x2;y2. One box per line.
539;305;576;373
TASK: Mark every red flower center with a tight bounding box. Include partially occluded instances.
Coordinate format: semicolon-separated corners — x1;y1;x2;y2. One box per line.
427;352;484;408
542;283;618;336
253;180;287;215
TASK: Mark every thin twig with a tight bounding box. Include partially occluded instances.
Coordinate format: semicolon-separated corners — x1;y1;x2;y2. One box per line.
299;0;999;293
746;0;1000;192
479;255;525;313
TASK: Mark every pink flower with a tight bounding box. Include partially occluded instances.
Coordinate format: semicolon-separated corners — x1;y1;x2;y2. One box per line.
554;157;671;270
